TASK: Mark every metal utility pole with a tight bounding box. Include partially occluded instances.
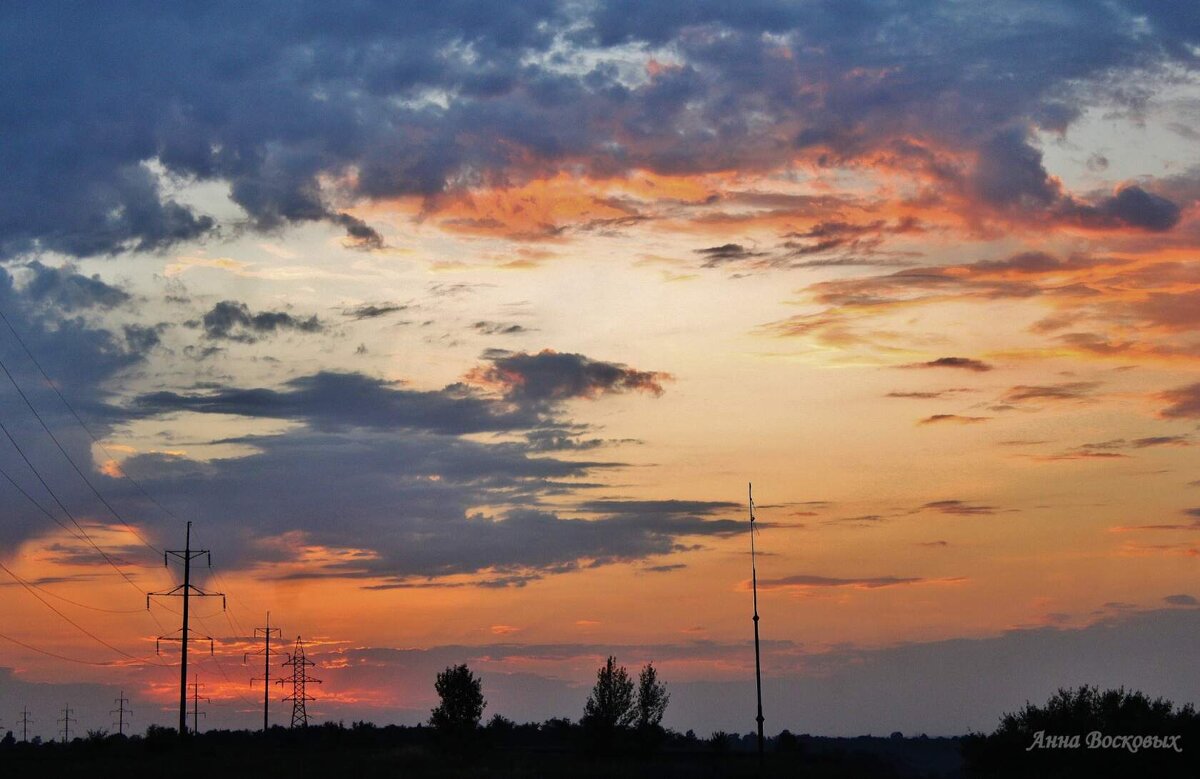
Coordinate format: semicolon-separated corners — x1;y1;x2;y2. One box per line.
110;691;131;736
245;611;282;731
148;521;225;737
58;705;76;743
188;675;209;735
278;636;321;728
18;707;32;742
749;483;765;763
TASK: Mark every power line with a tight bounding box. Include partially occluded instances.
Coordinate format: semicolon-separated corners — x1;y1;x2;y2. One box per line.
0;438;170;637
0;305;175;525
0;348;160;557
0;560;164;665
0;630;140;667
192;611;260;710
8;579;148;615
0;309;258;651
207;567;254;642
0;309;263;721
0;444;86;544
0;412;153;605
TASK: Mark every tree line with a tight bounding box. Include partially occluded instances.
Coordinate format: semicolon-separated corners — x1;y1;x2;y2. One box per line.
431;655;669;739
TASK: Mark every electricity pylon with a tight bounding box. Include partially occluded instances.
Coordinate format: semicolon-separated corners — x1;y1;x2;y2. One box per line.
188;675;209;735
18;707;32;742
245;611;282;730
148;521;225;737
58;705;76;743
110;691;131;736
277;636;321;728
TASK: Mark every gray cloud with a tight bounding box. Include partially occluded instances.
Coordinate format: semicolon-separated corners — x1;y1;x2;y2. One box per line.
343;302;408;320
473;321;529;335
577;499;739;516
1159;383;1200;419
918;414;990;425
112;350;692;582
902;357;993;373
1002;382;1101;403
132;371;541;434
694;243;767;267
469;349;670;403
20;261;131;311
919;500;999;516
756;574;955;590
195;300;324;342
114;428;739;584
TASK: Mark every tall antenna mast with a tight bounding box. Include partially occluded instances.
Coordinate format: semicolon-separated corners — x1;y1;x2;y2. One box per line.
750;483;765;762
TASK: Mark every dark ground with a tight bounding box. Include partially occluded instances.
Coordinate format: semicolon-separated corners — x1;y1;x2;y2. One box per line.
1;724;963;779
6;721;1197;778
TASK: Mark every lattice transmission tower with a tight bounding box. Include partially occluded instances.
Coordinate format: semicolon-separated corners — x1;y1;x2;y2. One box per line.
277;636;321;728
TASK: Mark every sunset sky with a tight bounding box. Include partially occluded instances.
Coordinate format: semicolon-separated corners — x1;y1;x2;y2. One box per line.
2;1;1200;740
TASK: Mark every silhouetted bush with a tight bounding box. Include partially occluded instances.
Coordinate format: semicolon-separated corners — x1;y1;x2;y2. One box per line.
775;729;802;754
963;685;1200;778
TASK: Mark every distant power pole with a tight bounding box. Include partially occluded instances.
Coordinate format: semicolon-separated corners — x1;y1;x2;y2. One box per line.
148;521;225;737
110;691;132;736
58;705;76;743
245;611;282;730
188;675;209;735
18;707;32;742
749;483;765;764
278;636;321;728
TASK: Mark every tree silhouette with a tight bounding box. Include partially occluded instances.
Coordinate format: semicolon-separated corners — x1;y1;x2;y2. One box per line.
963;685;1200;777
430;663;486;735
583;655;636;730
635;662;669;729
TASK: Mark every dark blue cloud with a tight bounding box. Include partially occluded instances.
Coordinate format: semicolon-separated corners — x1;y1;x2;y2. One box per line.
131;370;542;434
193;300;324;342
1;1;1194;260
